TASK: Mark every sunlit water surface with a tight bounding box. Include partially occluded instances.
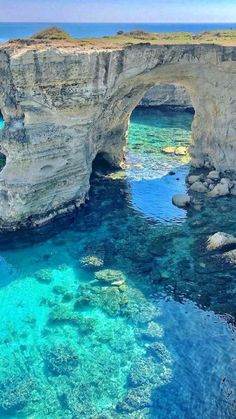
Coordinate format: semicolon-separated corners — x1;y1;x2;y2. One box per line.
0;108;235;418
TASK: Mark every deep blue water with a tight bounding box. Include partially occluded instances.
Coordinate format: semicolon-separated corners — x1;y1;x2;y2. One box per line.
0;108;236;417
0;22;235;43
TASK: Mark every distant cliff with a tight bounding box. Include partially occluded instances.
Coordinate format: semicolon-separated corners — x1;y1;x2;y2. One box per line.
0;41;235;229
140;84;192;109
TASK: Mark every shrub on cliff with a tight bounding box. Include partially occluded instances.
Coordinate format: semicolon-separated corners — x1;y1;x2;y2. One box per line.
31;27;72;41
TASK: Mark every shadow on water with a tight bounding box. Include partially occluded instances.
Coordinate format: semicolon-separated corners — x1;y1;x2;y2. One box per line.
0;108;235;417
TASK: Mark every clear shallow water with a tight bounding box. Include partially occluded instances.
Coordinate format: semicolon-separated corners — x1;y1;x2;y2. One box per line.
0;22;235;43
0;109;236;417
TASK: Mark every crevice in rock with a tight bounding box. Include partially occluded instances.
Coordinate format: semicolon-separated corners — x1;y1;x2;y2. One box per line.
0;152;6;173
91;152;115;179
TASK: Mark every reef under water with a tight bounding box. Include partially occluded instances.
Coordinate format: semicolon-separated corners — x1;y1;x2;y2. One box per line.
0;108;235;418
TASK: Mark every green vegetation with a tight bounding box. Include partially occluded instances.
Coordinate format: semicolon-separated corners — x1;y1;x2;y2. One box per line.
110;28;236;46
8;26;236;49
31;26;72;41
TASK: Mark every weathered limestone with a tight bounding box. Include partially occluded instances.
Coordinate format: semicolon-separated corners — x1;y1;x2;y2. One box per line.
0;42;235;229
172;194;191;208
140;83;192;109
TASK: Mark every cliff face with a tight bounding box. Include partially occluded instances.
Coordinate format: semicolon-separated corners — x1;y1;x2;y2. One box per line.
0;42;235;229
140;84;192;109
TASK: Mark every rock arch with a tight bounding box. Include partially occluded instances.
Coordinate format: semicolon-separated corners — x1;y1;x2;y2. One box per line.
0;43;235;229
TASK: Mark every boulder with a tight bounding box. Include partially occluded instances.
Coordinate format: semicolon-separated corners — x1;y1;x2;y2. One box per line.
161;146;187;156
207;232;236;251
161;146;175;154
207;170;220;180
189;181;208;193
223;249;236;265
187;174;203;185
230;183;236;196
94;269;126;285
172;194;191;208
208;182;229;197
174;146;188;156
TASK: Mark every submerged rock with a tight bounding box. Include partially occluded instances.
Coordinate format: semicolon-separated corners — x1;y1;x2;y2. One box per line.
46;345;79;375
118;384;154;412
207;232;236;251
172;194;191;208
0;375;33;413
142;321;163;341
94;269;126;286
161;145;187;156
35;268;53;283
129;357;158;387
79;255;104;269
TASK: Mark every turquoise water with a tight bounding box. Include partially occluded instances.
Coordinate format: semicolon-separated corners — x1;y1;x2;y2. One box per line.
0;22;235;44
0;108;236;418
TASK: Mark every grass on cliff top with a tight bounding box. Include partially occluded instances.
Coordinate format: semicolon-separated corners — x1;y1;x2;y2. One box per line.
8;27;236;49
31;27;72;41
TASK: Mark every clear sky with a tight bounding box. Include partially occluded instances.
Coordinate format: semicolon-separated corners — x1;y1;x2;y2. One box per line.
0;0;235;23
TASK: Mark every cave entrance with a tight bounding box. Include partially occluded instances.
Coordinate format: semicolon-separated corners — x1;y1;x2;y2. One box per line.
91;152;115;179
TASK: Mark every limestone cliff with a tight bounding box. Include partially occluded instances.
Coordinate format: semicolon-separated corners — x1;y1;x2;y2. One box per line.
0;41;235;229
140;84;192;109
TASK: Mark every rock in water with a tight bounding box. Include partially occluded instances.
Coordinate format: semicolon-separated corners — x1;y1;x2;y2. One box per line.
172;194;191;208
207;170;220;180
223;249;236;265
187;174;203;185
189;181;208;193
207;232;236;251
208;181;230;197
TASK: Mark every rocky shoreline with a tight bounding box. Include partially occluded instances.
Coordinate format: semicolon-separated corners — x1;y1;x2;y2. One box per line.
173;168;236;210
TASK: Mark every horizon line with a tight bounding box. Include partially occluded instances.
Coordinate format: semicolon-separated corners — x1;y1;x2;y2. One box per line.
0;21;235;24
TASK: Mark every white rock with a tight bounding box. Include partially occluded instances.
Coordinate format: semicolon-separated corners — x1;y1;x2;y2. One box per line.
207;170;220;180
223;249;236;264
172;194;191;208
230;184;236;196
189;181;208;193
208;182;229;197
207;232;236;251
220;177;232;187
187;175;203;185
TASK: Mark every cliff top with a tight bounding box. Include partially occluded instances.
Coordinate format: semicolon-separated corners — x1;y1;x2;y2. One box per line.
1;27;236;52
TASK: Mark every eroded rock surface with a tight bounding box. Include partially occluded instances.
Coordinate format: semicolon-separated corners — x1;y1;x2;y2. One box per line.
140;83;192;109
0;42;235;229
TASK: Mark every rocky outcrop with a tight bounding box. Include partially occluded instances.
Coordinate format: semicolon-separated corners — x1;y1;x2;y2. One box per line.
0;42;235;229
140;84;192;109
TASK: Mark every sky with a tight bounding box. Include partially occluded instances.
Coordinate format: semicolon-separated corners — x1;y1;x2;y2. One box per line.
0;0;235;23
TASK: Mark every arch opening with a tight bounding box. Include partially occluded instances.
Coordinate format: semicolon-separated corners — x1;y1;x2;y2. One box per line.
114;82;195;223
124;82;195;168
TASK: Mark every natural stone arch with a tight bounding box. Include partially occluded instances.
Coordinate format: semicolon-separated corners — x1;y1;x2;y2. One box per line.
0;43;235;229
